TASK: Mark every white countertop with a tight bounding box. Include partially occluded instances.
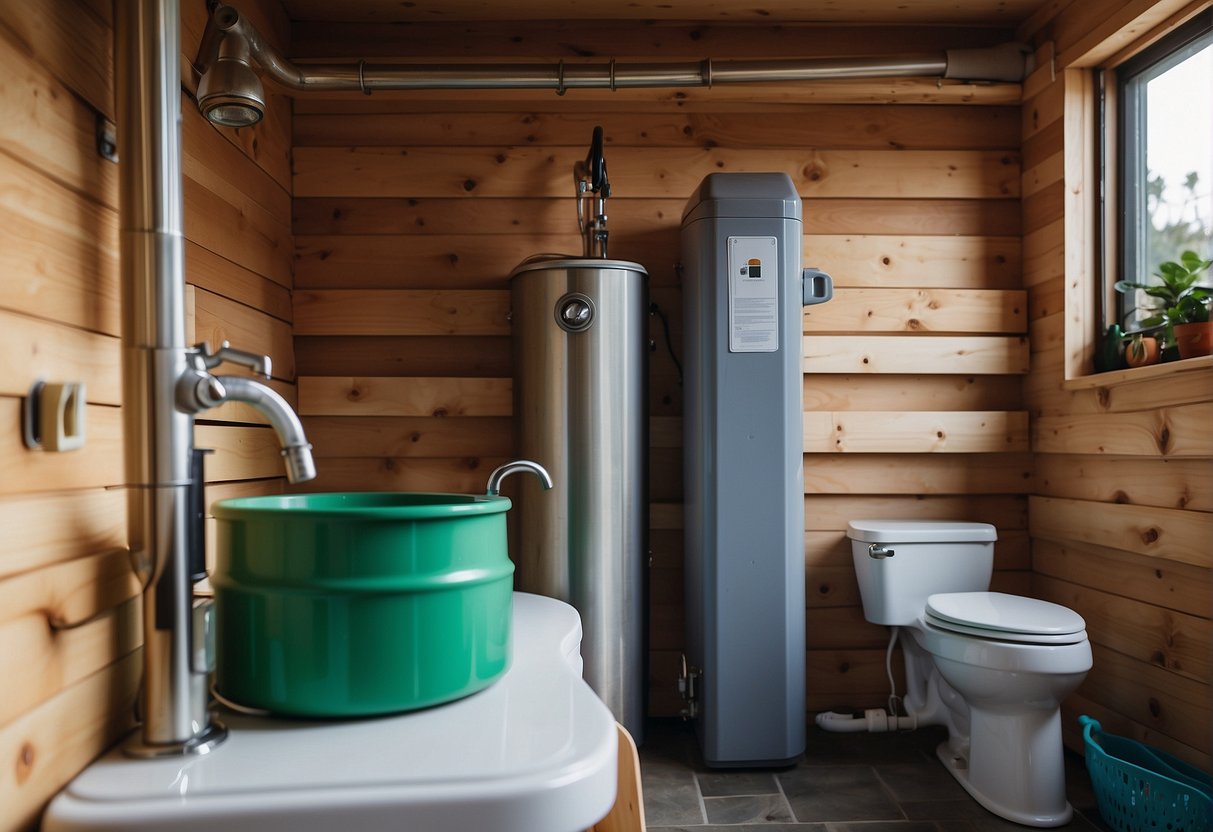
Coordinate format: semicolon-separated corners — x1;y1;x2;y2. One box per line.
44;593;618;832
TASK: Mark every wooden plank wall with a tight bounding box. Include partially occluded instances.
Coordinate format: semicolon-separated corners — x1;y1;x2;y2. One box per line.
290;22;1028;716
0;1;294;828
1019;0;1212;770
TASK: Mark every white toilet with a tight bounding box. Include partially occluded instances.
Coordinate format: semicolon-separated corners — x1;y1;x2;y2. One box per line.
847;519;1092;828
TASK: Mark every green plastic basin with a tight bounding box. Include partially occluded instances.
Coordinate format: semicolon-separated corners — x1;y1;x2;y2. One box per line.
210;492;514;717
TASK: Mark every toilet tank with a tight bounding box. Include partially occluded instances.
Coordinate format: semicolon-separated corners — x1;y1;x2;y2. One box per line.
847;520;997;625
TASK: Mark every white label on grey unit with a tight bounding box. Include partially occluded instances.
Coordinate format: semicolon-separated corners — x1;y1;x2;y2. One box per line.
727;236;779;353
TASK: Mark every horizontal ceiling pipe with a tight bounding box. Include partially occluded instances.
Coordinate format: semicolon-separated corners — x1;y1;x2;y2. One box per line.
195;4;1031;101
317;55;957;92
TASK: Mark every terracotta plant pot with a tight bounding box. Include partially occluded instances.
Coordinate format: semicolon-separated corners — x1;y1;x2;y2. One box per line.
1123;335;1160;367
1172;321;1213;359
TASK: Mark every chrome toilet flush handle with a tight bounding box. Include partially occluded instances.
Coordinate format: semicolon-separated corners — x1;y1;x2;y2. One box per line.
868;544;895;559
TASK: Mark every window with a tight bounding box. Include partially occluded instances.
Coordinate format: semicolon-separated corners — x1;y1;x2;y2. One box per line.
1106;10;1213;337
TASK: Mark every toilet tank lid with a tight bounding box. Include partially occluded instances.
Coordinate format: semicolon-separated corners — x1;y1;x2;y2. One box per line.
846;519;997;543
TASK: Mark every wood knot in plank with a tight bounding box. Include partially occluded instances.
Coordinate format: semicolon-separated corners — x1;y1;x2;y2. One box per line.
838;661;850;674
1156;425;1171;453
816;583;831;597
15;742;35;785
802;160;825;182
462;179;477;192
1141;527;1160;545
463;457;481;471
1148;697;1161;718
346;386;363;401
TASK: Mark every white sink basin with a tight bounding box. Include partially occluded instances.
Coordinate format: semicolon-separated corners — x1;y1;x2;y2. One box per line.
44;593;617;832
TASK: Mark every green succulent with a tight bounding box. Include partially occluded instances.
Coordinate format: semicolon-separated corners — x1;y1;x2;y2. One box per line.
1115;250;1212;343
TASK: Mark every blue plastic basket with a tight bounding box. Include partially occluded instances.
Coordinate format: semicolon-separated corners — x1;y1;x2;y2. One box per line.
1080;716;1212;832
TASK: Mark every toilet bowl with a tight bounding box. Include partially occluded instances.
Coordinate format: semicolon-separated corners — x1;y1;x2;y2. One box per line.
846;520;1092;828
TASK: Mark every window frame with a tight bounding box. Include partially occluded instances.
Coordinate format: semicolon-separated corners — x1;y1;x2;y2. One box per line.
1105;9;1213;336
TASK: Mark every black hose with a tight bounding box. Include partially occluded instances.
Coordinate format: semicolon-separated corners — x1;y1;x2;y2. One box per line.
586;126;610;197
649;301;683;387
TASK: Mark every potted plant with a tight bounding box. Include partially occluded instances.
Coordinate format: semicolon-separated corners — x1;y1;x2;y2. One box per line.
1115;250;1213;359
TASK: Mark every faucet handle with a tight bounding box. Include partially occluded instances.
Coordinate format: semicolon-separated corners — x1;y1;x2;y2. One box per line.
194;340;272;379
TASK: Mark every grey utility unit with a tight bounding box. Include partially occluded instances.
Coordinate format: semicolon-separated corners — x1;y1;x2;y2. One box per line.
680;172;832;767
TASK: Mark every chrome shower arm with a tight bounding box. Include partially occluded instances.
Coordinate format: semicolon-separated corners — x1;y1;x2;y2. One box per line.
193;4;303;88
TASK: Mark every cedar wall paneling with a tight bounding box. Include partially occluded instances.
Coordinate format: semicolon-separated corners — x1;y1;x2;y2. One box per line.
0;0;294;827
1020;0;1212;769
289;24;1027;716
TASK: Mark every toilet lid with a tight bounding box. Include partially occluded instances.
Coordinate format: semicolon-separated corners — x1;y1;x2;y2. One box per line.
925;592;1088;645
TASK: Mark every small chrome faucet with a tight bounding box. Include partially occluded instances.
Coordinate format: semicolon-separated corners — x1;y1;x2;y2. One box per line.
179;341;316;483
486;460;554;495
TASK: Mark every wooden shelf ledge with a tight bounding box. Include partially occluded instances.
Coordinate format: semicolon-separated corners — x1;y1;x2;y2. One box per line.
1064;354;1212;391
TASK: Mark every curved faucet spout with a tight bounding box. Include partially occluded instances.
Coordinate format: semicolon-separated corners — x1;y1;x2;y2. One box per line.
215;375;316;483
486;459;553;495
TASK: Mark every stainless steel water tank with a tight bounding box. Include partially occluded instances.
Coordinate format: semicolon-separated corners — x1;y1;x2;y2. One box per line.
509;256;649;741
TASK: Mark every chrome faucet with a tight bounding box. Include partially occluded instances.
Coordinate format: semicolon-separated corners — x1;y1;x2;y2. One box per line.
180;342;316;484
124;340;316;760
486;460;554;495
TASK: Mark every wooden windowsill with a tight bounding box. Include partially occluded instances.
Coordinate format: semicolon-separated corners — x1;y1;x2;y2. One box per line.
1063;353;1213;391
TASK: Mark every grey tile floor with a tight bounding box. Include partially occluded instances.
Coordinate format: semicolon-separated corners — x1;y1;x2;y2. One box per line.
638;719;1113;832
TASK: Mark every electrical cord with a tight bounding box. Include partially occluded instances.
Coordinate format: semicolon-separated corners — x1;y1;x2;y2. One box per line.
649;301;683;387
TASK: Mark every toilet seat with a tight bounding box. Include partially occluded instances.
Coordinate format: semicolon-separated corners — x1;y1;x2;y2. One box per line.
925;591;1087;645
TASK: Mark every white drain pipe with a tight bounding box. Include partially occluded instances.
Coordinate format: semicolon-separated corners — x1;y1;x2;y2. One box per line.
816;709;919;733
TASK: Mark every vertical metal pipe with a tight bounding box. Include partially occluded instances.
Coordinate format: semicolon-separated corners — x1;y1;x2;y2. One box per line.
116;0;223;755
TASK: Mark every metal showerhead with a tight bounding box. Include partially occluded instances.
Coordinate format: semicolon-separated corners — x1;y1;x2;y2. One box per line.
197;54;265;127
194;5;265;128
